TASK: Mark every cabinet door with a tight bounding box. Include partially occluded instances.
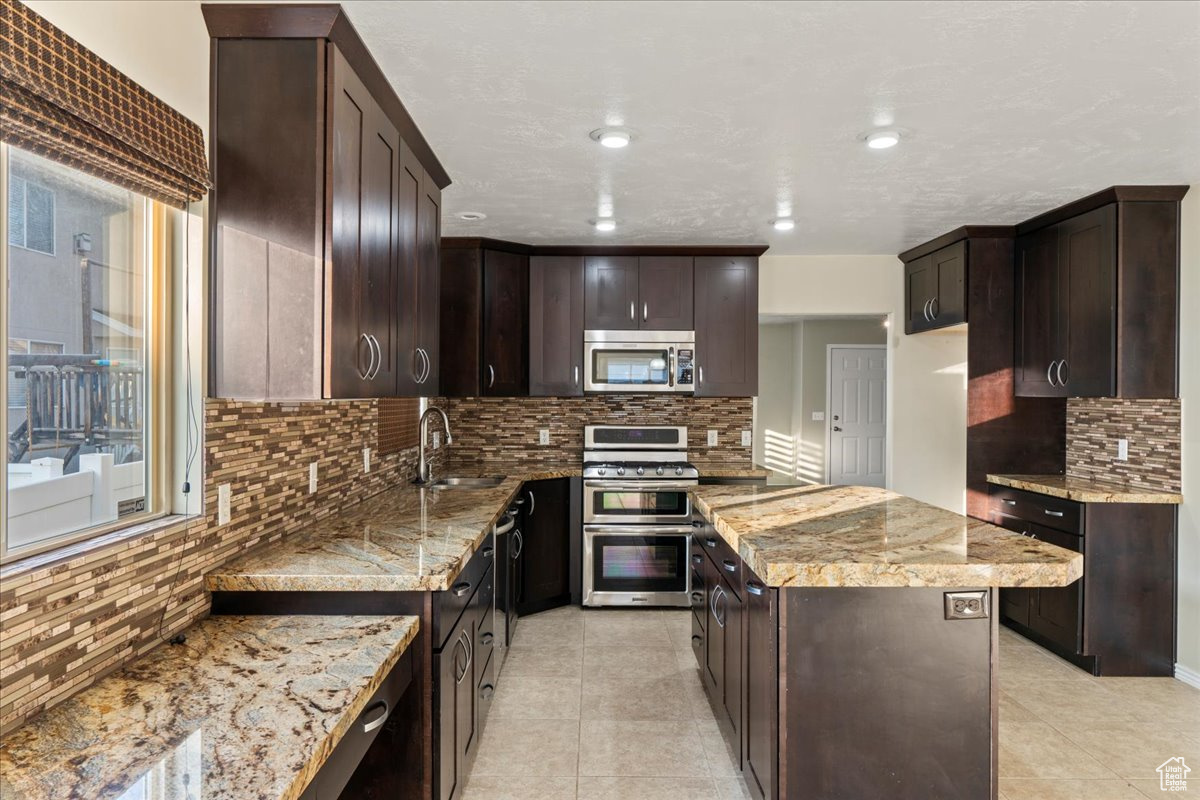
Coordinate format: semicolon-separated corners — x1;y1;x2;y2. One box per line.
694;257;758;396
584;256;639;330
1015;225;1064;397
904;255;935;334
435;631;464;800
703;552;724;695
327;47;399;398
416;167;443;393
395;141;422;395
721;574;744;761
931;241;967;327
1060;205;1117;397
1028;523;1083;652
517;480;572;615
638;256;694;330
455;616;479;785
481;250;529;396
529;256;584;396
989;510;1033;627
743;578;776;800
438;247;483;397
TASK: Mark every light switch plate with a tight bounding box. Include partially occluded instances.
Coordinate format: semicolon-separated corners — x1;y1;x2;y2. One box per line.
707;430;718;447
812;411;825;421
741;430;752;447
362;447;371;473
1117;439;1129;461
308;463;318;494
217;483;231;526
539;429;551;446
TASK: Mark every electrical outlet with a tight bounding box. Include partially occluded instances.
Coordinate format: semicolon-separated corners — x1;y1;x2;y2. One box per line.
539;429;551;446
1117;439;1129;461
363;447;371;473
309;463;318;494
432;431;441;449
812;411;825;421
217;483;231;526
741;430;752;447
707;430;718;447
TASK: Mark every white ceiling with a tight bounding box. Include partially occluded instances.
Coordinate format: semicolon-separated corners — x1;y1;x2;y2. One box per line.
344;0;1200;255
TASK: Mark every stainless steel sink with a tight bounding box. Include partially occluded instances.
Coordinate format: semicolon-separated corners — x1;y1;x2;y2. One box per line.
428;476;506;490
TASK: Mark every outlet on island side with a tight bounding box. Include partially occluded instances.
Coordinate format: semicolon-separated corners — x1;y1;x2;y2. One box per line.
707;430;718;447
217;483;231;526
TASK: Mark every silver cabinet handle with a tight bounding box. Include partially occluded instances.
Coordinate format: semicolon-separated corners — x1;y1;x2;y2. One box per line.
368;335;383;380
691;553;703;565
722;559;737;573
480;631;494;646
691;591;703;603
479;684;494;700
712;585;727;628
709;584;722;623
412;348;423;382
930;297;939;320
1044;509;1065;518
1002;499;1017;506
357;333;372;379
704;537;717;548
487;364;495;388
1056;360;1067;387
415;347;428;384
361;699;390;734
512;529;524;558
452;581;472;597
423;348;432;384
481;545;494;559
1046;360;1059;387
574;365;580;386
630;301;635;320
643;302;648;322
746;581;765;596
455;630;473;684
527;489;535;516
922;299;932;322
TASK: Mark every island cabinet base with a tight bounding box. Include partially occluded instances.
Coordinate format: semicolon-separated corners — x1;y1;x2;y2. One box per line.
778;588;998;800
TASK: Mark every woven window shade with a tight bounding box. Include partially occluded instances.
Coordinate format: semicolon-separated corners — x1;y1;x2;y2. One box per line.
378;398;420;454
0;0;210;207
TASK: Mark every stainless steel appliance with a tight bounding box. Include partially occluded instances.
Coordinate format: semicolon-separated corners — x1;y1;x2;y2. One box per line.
584;330;695;393
582;424;697;607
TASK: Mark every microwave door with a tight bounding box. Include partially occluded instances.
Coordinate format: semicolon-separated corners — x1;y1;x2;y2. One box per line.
588;344;673;392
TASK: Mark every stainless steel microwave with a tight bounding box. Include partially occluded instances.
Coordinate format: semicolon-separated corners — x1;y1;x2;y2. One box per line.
583;330;695;393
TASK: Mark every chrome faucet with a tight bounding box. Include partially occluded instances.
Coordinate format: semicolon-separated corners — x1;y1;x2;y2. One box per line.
414;405;452;484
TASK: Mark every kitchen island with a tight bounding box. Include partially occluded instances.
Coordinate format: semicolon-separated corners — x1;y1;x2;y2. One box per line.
688;483;1082;800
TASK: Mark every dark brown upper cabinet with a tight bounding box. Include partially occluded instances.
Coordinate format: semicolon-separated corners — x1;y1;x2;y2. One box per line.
529;256;585;396
903;240;965;334
584;256;640;329
1014;187;1186;398
584;256;695;330
694;256;758;397
205;6;450;400
439;240;529;397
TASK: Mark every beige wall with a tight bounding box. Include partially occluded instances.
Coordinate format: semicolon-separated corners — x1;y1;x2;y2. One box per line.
754;322;797;479
759;256;969;512
1178;191;1200;680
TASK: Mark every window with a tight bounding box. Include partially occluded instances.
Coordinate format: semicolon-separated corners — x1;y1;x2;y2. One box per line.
2;145;169;560
7;175;56;255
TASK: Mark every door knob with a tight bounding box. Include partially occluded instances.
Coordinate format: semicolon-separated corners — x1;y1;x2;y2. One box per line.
833;426;842;432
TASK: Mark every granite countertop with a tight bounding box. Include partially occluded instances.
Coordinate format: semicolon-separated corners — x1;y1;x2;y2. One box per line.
691;460;771;480
692;484;1083;589
0;614;419;800
987;474;1183;504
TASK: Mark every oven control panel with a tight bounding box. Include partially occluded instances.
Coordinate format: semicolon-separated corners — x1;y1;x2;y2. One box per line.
676;349;694;386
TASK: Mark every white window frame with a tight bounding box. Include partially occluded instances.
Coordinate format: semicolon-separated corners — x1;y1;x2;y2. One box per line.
7;173;56;256
0;144;183;563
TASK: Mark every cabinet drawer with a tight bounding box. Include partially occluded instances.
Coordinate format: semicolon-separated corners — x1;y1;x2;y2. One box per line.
694;520;743;598
433;532;495;650
691;606;705;670
690;565;706;624
472;566;496;671
314;647;414;800
989;486;1082;536
476;648;496;735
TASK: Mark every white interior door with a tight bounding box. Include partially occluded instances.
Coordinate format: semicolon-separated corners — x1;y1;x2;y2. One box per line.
827;346;887;487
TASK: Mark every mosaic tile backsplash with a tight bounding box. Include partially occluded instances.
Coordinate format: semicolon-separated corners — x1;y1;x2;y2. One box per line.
1066;398;1181;492
0;399;419;734
432;395;754;473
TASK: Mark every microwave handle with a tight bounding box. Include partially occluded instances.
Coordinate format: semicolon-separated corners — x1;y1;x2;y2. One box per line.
669;346;676;387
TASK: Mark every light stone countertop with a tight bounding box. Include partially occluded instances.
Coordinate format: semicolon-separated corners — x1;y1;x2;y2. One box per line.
0;614;419;800
692;484;1083;588
987;474;1182;504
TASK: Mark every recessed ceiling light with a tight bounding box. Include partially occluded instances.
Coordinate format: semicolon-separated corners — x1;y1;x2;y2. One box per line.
592;218;617;232
590;128;632;148
772;218;795;231
456;211;487;221
865;130;901;149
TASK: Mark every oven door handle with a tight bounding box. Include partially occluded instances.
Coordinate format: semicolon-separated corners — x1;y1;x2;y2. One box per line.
584;481;698;491
583;525;696;535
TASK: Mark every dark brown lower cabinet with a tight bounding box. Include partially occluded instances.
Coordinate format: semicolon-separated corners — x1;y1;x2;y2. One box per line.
516;479;572;615
742;578;777;800
989;485;1176;676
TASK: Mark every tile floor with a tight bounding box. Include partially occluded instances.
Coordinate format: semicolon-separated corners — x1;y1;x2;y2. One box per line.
463;606;1200;799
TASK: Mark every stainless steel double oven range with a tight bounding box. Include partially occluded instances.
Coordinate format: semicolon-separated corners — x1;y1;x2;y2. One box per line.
582;425;697;607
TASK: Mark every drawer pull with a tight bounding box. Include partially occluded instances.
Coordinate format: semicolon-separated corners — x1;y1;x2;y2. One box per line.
1002;499;1017;506
480;632;494;645
722;559;737;573
691;591;703;603
692;634;702;646
705;538;717;548
746;581;765;596
361;699;390;734
691;520;702;528
480;684;495;700
481;546;494;558
1043;509;1065;518
691;554;703;565
452;582;472;598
